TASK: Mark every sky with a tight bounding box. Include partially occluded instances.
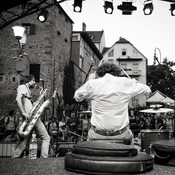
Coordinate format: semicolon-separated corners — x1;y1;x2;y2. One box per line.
60;0;175;65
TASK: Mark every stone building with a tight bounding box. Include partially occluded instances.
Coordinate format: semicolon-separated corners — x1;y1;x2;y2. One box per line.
0;4;73;117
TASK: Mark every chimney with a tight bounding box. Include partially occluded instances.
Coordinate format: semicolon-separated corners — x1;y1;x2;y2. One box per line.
82;22;86;31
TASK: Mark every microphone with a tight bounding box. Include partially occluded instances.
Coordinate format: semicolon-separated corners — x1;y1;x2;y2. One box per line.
40;78;45;82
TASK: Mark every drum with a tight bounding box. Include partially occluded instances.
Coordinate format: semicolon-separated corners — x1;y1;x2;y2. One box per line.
78;110;92;119
140;129;173;154
78;111;91;135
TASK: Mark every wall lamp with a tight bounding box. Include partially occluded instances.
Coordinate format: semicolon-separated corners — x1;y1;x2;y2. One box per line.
143;0;154;15
73;0;83;13
12;25;31;62
117;2;137;15
170;3;175;16
37;9;48;22
12;25;26;48
104;0;114;14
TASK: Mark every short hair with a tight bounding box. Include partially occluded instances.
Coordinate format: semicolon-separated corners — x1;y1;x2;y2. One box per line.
9;110;15;116
96;63;121;77
20;74;35;84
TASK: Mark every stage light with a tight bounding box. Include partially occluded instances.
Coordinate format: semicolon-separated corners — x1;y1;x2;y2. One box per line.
37;9;48;22
143;0;154;15
73;0;83;12
170;3;175;16
117;2;137;15
104;0;114;14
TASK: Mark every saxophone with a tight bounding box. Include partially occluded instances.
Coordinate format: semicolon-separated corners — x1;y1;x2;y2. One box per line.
17;87;50;137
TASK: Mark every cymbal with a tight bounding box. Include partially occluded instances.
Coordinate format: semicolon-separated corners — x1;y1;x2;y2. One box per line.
78;110;92;114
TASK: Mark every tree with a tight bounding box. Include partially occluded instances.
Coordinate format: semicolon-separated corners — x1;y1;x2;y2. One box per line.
147;64;175;99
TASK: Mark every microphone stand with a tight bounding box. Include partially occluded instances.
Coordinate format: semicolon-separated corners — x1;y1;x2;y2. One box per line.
73;63;94;142
40;79;47;124
84;63;94;84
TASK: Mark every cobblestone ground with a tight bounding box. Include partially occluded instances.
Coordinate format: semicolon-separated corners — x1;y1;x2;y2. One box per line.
0;157;175;175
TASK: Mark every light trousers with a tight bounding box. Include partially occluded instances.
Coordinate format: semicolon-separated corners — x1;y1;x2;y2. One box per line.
12;118;50;158
87;126;133;145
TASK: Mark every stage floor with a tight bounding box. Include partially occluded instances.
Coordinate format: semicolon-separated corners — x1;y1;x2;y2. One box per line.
0;157;175;175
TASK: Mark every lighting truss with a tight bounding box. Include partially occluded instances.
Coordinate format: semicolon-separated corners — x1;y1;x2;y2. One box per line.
117;2;137;15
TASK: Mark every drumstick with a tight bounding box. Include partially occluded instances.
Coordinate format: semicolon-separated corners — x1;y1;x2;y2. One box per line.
121;68;131;79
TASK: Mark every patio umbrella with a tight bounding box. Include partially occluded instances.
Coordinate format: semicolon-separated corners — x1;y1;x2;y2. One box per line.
150;104;162;108
139;108;174;114
162;97;174;105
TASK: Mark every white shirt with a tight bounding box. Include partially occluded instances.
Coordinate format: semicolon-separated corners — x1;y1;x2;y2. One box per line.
16;85;33;114
74;73;151;131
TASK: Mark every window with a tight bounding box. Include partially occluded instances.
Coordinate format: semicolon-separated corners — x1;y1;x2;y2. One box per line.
30;64;40;82
122;49;127;56
89;34;94;40
22;23;35;35
132;63;139;75
12;77;16;82
108;49;114;57
72;35;79;41
120;63;127;70
133;49;139;56
108;59;113;63
0;76;3;82
132;99;139;107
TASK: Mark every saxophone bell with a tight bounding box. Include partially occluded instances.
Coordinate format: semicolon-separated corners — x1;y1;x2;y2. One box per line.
17;88;50;137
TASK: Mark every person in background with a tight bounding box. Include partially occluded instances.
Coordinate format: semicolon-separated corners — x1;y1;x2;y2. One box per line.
4;130;20;143
4;110;17;137
12;74;50;158
74;62;151;144
48;117;58;145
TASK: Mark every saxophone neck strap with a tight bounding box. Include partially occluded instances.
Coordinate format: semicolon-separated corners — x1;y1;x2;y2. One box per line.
23;95;33;104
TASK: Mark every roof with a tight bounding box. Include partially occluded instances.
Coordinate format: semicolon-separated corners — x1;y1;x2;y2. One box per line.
73;31;103;60
102;47;110;55
115;37;131;44
102;36;148;60
146;90;167;103
86;31;104;43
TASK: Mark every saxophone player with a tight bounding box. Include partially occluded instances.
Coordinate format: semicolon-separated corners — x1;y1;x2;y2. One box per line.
12;74;50;158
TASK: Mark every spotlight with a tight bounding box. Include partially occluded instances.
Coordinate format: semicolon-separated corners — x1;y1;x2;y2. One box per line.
104;0;114;14
117;2;137;15
170;3;175;16
73;0;83;13
37;9;48;22
143;0;154;15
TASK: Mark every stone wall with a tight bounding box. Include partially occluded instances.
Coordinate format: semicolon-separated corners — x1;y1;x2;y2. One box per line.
0;6;73;118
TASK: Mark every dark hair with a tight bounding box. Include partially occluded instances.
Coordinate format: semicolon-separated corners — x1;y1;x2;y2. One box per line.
20;74;35;84
96;63;121;77
9;110;15;116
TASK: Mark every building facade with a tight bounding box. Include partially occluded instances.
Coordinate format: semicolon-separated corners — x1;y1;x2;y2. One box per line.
71;31;103;89
102;37;148;108
0;4;73;117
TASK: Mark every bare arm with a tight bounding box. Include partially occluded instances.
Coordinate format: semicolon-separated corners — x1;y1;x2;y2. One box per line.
16;93;30;120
